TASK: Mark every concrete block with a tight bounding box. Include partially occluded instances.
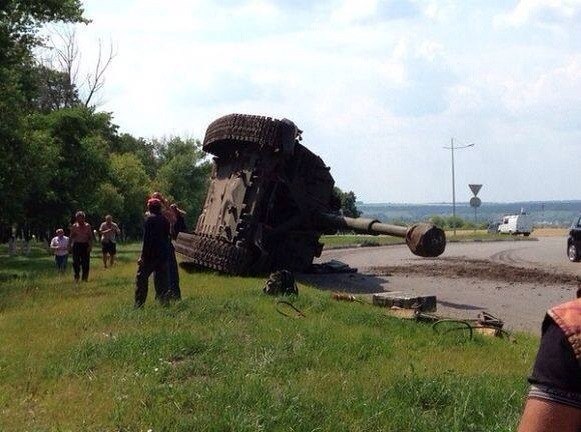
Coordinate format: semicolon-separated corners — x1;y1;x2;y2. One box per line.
372;293;437;312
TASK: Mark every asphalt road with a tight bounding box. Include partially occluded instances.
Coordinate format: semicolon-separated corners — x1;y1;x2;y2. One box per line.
306;237;579;333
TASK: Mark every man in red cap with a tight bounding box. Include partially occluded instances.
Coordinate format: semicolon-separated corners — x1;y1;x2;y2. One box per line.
134;198;171;307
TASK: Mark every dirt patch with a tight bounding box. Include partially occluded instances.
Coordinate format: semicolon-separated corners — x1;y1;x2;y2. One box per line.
532;228;568;237
370;257;581;286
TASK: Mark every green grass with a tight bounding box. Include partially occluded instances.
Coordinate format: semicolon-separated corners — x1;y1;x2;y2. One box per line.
322;231;535;249
0;243;537;431
322;235;405;249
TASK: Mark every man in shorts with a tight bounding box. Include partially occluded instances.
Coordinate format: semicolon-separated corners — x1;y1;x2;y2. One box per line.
99;215;121;268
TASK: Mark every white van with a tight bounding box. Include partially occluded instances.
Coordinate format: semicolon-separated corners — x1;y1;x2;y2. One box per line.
497;212;533;236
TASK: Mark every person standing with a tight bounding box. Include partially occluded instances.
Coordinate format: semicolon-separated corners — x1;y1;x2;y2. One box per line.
167;203;186;300
135;198;171;308
99;215;121;268
50;228;69;272
146;192;182;301
69;211;93;283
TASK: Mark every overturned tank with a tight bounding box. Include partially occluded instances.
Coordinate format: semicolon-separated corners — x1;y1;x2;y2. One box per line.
175;114;446;275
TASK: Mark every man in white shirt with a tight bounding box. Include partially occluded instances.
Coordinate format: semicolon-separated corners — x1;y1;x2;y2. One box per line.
50;228;69;272
99;214;121;268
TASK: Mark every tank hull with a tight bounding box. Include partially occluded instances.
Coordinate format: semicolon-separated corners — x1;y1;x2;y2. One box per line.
174;114;445;275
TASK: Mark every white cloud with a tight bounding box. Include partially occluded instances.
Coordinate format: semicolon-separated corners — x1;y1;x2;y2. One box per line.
494;0;581;28
65;0;581;202
500;56;581;128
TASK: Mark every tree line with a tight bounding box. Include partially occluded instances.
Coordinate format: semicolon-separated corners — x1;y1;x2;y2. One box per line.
0;1;211;242
0;1;361;244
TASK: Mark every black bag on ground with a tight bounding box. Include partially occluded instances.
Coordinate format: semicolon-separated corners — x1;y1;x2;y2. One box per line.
263;270;298;296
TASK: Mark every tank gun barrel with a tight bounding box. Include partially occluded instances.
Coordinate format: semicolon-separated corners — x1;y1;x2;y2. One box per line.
320;213;446;258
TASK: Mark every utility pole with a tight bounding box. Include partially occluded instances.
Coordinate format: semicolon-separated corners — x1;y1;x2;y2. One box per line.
444;138;474;236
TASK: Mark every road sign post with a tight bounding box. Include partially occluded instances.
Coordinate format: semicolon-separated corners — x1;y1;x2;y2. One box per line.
469;184;483;231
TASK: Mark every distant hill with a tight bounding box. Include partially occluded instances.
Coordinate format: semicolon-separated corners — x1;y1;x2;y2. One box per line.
358;201;581;227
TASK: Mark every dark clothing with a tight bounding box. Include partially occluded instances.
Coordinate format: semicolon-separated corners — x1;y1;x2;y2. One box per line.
72;242;90;281
55;254;68;271
141;213;170;261
101;241;117;255
528;317;581;409
172;213;187;240
135;213;171;306
167;242;181;300
167;211;183;299
135;259;169;307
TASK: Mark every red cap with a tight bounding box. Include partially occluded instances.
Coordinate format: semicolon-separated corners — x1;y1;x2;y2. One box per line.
147;198;161;207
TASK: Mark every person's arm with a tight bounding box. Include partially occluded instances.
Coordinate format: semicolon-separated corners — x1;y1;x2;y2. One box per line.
518;398;581;432
87;225;93;250
519;318;581;431
68;226;75;251
139;218;152;264
114;223;121;234
50;238;58;251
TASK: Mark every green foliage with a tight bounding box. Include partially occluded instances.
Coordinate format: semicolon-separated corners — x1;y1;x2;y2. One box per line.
430;215;446;229
334;187;361;218
113;133;159;177
109;153;151;237
429;215;488;230
154;137;211;225
28;64;80;112
93;183;124;219
0;0;85;225
21;108;114;230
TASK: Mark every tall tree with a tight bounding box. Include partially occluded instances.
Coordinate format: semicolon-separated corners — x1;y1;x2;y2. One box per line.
24;107;116;230
0;0;85;225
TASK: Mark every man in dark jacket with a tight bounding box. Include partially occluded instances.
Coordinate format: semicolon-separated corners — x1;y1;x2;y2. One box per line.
134;198;171;308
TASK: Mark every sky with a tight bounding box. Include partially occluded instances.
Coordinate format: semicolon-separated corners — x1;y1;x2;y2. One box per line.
69;0;581;204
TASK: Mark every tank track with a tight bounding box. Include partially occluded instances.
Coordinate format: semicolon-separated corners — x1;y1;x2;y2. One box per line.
174;233;253;275
203;114;295;154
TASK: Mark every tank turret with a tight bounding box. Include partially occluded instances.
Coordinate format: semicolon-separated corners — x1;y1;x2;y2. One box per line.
174;114;446;275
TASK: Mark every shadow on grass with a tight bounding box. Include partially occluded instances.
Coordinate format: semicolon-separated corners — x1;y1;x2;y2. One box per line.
298;272;390;294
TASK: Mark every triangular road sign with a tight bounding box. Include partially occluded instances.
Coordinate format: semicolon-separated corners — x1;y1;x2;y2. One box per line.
469;184;482;196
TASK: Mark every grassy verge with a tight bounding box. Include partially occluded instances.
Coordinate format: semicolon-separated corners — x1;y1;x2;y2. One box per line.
322;230;535;249
0;243;536;431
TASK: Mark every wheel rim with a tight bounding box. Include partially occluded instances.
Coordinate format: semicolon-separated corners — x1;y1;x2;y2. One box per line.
569;245;577;260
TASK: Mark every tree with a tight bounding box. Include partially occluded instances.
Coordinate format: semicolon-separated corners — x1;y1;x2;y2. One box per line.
109;153;151;238
112;133;159;178
430;215;446;229
39;26;116;108
333;187;361;218
154;137;211;225
0;0;85;225
23;107;117;231
0;1;85;66
29;64;80;112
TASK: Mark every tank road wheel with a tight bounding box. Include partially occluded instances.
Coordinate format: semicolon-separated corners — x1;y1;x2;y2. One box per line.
203;114;298;156
568;243;580;262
